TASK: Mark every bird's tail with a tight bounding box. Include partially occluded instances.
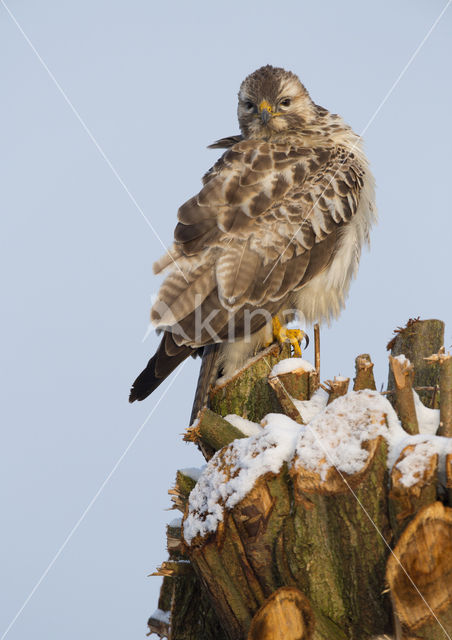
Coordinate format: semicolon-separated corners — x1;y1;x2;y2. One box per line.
189;344;221;424
129;332;192;403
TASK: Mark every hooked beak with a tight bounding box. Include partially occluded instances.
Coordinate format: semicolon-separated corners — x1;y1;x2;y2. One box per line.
259;100;273;125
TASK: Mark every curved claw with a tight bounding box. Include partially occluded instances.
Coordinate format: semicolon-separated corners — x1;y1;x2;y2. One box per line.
271;318;308;357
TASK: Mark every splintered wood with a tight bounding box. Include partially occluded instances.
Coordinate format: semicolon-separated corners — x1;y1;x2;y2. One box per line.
389;355;419;434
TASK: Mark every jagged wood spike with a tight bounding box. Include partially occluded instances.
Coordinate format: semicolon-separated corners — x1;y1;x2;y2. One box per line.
389;355;419;434
268;375;303;423
387;318;444;407
353;353;376;391
324;376;350;404
169;470;199;513
314;323;320;378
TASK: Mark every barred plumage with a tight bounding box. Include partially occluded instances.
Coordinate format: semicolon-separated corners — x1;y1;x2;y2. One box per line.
129;65;376;418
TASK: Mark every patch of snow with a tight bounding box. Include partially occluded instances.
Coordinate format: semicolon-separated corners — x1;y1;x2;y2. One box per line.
270;358;315;377
168;516;182;528
224;414;262;436
183;388;450;544
291;388;329;424
394;435;452;488
183;415;300;544
394;354;410;365
413;390;440;435
179;467;204;482
334;375;349;382
293;391;394;481
149;608;170;624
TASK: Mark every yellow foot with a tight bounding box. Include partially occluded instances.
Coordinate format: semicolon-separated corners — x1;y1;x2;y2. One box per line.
271;317;306;357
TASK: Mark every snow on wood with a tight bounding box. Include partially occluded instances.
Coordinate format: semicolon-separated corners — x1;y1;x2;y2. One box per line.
183;387;452;546
270;358;315;377
224;414;262;436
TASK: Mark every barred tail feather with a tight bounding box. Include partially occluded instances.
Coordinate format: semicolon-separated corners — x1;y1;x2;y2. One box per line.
129;332;193;403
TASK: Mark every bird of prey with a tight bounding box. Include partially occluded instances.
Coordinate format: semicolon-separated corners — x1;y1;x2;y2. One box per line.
129;65;376;421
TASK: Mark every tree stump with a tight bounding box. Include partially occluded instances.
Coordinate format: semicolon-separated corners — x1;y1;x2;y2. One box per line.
149;319;452;640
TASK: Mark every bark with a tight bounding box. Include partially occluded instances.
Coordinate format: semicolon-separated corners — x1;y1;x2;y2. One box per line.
353;354;377;391
268;363;317;424
386;502;452;639
425;349;452;437
185;430;391;639
287;436;391;639
324;376;350;404
388;444;438;540
268;375;304;423
439;354;452;436
389;355;419;435
188;467;293;639
149;511;228;640
184;407;247;460
387;318;444;407
210;344;291;421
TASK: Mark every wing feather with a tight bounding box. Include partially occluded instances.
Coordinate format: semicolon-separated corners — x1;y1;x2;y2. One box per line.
151;139;365;347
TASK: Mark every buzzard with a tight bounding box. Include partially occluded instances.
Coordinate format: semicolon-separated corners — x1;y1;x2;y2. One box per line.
129;65;376;421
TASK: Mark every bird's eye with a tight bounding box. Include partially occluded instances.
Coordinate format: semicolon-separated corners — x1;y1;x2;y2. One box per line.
279;98;291;108
244;100;254;111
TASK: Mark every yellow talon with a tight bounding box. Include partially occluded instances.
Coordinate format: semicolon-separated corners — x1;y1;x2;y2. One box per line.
271;317;305;357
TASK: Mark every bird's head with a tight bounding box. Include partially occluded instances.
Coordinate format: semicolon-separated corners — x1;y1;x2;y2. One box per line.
237;65;316;139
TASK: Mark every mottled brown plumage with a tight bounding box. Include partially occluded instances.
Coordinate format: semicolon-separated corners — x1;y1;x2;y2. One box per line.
129;65;376;416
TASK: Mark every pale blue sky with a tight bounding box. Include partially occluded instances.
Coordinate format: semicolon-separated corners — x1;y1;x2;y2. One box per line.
1;1;451;638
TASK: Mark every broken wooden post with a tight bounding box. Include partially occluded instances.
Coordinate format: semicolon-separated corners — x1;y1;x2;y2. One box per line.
389;355;419;434
425;348;452;437
324;376;350;404
387;318;444;406
353;353;376;391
